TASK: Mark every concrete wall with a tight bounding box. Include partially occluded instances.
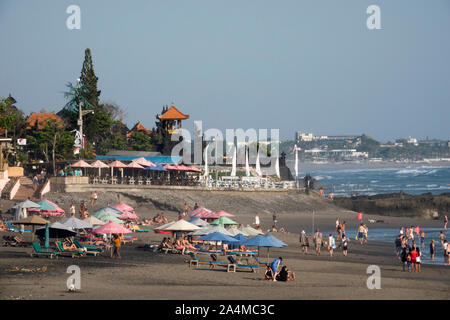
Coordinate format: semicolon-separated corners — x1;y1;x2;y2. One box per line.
9;179;21;200
8;167;24;177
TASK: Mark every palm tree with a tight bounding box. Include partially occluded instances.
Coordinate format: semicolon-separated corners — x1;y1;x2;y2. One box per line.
63;82;93;113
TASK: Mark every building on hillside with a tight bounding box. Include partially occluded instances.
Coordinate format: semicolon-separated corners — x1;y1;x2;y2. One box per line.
126;122;151;139
26;112;64;131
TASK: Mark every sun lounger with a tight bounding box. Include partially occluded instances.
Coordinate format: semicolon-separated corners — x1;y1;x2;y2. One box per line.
227;256;259;273
6;222;32;233
251;254;269;266
187;252;236;272
30;242;59;259
55;241;86;258
229;250;258;257
73;239;102;256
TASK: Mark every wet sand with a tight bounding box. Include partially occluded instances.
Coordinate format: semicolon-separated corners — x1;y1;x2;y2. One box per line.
1;205;449;300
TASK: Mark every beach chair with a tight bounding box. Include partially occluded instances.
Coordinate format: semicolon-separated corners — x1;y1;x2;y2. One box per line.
227;256;259;273
73;239;102;256
30;242;59;259
187;252;235;272
55;241;86;258
251;254;269;266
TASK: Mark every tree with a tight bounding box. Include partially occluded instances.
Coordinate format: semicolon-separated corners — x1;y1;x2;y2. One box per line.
129;131;153;151
80;48;100;109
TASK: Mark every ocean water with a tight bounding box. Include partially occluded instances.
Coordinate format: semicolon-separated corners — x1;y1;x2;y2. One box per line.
322;227;448;266
304;166;450;196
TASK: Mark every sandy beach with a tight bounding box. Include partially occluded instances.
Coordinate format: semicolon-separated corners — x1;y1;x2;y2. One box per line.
1;191;449;300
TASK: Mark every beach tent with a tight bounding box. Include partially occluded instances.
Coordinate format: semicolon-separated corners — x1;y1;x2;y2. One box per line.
189;225;233;236
161;220;200;232
93;220;132;235
59;216;93;230
239;225;264;236
35;222;77;238
114;202;135;213
13;199;41;220
210;216;239;228
187;217;210;227
28;199;65;217
83;216;105;226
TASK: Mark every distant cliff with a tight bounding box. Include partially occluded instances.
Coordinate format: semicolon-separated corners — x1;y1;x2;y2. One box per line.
333;192;450;219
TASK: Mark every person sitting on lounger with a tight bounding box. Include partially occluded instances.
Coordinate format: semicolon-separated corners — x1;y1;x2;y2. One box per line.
222;243;229;253
63;238;78;251
182;237;197;252
174;238;186;255
0;221;6;232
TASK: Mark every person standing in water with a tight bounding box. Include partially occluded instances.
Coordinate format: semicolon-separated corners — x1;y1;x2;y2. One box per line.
420;229;425;249
328;233;336;257
430;239;435;261
342;234;348;256
444;215;448;231
357;224;365;245
313;229;322;256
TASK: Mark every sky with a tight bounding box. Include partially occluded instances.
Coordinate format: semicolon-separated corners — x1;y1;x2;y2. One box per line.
1;0;449;142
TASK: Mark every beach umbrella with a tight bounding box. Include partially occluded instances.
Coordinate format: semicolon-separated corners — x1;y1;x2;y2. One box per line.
210;216;239;228
154;221;176;231
28;199;65;217
242;234;287;259
91;160;109;177
114;202;135;213
227;227;249;236
60;216;93;230
239;225;264;236
209;210;235;218
190;207;215;220
93;220;132;235
127;161;145;177
95;212;123;224
145;163;167;172
35;222;77;238
119;212;139;220
233;233;249;244
12;215;50;241
231;145;237;177
189;225;232;236
83;216;105;226
162;220;201;232
13;199;41;220
94;206;123;216
187;165;201;173
132;157;156;167
188;206;209;217
71;160;92;168
195;232;239;244
187;217;210;227
109;160;128;177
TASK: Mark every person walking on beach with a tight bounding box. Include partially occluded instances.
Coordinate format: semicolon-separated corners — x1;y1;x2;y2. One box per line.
363;224;368;244
342;234;348;256
313;229;322;255
183;202;189;216
420;229;425;249
69;202;76;217
112;234;121;259
254;213;260;227
395;235;402;259
430;239;435;261
410;244;419;272
328;234;336;257
300;230;309;254
400;246;408;272
357;224;365;245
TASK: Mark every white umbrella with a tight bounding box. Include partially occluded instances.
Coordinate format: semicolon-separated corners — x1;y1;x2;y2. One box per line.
231;145;237;177
240;225;264;236
189;225;232;236
162;220;201;232
83;216;106;226
227;227;249;236
60;216;93;230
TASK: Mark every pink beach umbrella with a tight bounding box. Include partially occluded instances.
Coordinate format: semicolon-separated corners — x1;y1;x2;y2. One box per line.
109;160;128;177
209;210;235;219
119;212;139;220
91;160;109;177
93;220;132;235
114;202;135;213
71;160;92;168
132;157;156;167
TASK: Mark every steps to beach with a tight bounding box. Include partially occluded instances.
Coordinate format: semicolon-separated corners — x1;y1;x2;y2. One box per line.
13;177;37;201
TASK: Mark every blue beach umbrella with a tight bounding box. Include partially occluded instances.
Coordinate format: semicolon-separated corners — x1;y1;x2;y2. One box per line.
242;234;287;259
233;233;249;244
196;232;238;243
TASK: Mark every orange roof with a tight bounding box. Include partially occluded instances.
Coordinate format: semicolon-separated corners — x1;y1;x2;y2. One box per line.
157;105;189;120
126;122;151;138
26;112;64;130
